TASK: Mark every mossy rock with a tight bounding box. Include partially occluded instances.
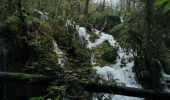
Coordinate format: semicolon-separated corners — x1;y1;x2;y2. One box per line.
93;40;118;66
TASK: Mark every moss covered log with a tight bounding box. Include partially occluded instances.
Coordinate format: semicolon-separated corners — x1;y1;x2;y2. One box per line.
0;72;55;86
80;82;170;99
0;72;170;99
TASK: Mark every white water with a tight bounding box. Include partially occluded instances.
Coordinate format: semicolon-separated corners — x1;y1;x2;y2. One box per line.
34;9;49;20
77;25;142;100
52;39;66;67
153;59;170;92
93;0;118;6
161;72;170;92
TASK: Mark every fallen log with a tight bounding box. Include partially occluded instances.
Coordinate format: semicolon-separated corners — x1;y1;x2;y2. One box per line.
80;82;170;99
0;71;55;86
0;71;170;99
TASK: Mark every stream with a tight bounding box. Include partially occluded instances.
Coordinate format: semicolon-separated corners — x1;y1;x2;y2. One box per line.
77;25;142;100
153;59;170;92
0;7;170;99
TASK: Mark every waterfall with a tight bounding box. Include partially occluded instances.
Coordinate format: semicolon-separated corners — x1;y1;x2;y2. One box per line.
34;9;49;20
120;16;124;23
153;59;170;92
77;25;142;100
52;39;66;67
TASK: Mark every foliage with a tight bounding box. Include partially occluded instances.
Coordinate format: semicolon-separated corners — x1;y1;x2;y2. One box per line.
21;20;61;75
64;26;91;68
155;0;170;12
163;50;170;74
48;69;94;99
0;15;19;39
139;70;151;79
90;14;121;32
29;97;44;100
93;40;118;66
2;0;170;98
138;69;152;88
101;46;118;63
0;12;61;75
110;23;126;33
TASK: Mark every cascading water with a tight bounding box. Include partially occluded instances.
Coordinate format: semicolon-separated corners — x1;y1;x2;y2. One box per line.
34;9;49;20
153;59;170;92
52;39;66;67
76;25;142;100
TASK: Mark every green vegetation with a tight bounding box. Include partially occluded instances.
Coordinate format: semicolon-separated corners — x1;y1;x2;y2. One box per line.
90;14;121;32
1;0;170;99
30;97;44;100
93;40;118;66
163;50;170;74
155;0;170;12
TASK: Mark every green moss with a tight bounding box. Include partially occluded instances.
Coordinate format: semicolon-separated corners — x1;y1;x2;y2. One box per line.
93;40;118;66
0;15;19;39
7;16;19;31
66;34;91;68
9;18;60;75
98;60;110;67
25;35;60;75
30;97;44;100
164;50;170;74
102;46;118;63
90;15;121;32
109;23;126;33
89;31;99;42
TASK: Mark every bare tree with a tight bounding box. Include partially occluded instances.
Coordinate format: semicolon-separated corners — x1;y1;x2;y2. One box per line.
84;0;90;17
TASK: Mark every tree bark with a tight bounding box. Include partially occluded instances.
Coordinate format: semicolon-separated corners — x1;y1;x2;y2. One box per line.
18;0;22;34
84;0;90;17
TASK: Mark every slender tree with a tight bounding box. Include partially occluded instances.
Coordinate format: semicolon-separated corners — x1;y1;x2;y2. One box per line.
84;0;90;17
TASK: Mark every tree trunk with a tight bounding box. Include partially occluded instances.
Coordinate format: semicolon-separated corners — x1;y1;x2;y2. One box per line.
102;0;106;10
0;72;55;86
0;72;170;99
80;82;170;100
18;0;24;35
84;0;90;17
126;0;131;12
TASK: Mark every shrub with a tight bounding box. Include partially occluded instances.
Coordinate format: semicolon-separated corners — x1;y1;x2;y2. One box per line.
102;47;118;63
93;40;118;66
90;15;121;32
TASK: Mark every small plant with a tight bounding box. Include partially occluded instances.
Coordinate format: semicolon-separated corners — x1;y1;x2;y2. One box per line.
93;40;118;66
30;96;44;100
102;46;118;63
155;0;170;12
90;15;121;32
